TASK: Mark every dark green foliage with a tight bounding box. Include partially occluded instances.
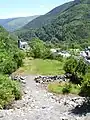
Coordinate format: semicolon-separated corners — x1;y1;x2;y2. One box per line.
76;59;88;76
35;2;90;43
29;38;50;59
48;54;63;61
62;83;71;94
22;1;73;29
62;87;70;94
0;74;22;109
64;57;88;84
0;26;24;74
28;38;63;61
17;0;90;47
13;51;25;68
0;26;23;108
64;57;77;74
80;79;90;97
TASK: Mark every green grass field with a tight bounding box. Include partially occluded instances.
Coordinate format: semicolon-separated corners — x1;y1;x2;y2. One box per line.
15;58;65;75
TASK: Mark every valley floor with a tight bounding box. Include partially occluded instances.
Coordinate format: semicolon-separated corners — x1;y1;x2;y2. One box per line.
0;75;90;120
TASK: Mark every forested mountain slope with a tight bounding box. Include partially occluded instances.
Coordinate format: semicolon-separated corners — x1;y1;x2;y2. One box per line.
17;0;90;47
23;1;74;29
35;0;90;43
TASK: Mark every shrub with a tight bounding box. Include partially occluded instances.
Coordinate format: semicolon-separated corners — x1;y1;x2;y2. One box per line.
13;50;25;68
0;50;25;75
63;57;88;84
0;74;22;109
2;60;17;74
54;54;63;61
80;78;90;97
29;38;48;59
62;83;71;94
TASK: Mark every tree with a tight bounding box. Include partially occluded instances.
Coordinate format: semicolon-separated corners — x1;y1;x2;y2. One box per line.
63;57;88;84
0;26;24;75
29;38;50;59
80;79;90;97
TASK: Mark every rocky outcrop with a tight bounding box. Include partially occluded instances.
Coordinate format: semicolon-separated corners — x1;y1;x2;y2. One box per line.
34;75;68;83
10;75;26;84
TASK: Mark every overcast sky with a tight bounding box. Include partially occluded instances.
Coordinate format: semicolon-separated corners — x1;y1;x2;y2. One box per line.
0;0;73;19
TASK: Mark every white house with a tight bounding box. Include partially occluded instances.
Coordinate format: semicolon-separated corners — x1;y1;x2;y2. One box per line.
58;51;71;57
18;40;29;50
80;47;90;63
50;48;71;57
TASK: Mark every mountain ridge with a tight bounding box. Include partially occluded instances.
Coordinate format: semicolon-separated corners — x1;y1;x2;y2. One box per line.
23;1;74;29
0;15;40;32
16;0;90;47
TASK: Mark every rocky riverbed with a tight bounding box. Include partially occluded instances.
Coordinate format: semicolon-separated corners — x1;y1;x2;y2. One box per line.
0;75;90;120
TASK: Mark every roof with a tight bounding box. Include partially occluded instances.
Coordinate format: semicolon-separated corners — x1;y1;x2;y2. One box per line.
20;41;28;45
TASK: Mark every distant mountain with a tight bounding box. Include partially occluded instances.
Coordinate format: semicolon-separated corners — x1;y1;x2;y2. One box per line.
0;15;39;32
23;1;74;29
0;18;15;26
17;0;90;47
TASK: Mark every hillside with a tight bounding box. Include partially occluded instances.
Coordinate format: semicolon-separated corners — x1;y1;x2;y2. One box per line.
0;15;39;32
0;18;15;26
0;26;24;74
35;0;90;43
23;1;74;29
17;0;90;47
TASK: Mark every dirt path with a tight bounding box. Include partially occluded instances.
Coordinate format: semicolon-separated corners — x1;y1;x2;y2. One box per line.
0;75;89;120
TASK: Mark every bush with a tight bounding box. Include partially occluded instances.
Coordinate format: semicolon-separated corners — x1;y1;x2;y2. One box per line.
63;57;88;84
62;83;71;94
13;50;25;68
0;50;25;75
54;54;63;61
29;38;48;59
63;57;77;74
80;78;90;97
2;59;17;74
0;74;22;109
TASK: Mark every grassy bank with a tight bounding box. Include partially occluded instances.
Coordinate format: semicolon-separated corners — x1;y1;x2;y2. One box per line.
48;82;81;95
15;58;65;75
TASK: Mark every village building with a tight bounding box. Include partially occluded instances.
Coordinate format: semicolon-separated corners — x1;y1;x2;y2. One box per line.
80;46;90;63
18;40;29;50
50;48;71;57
